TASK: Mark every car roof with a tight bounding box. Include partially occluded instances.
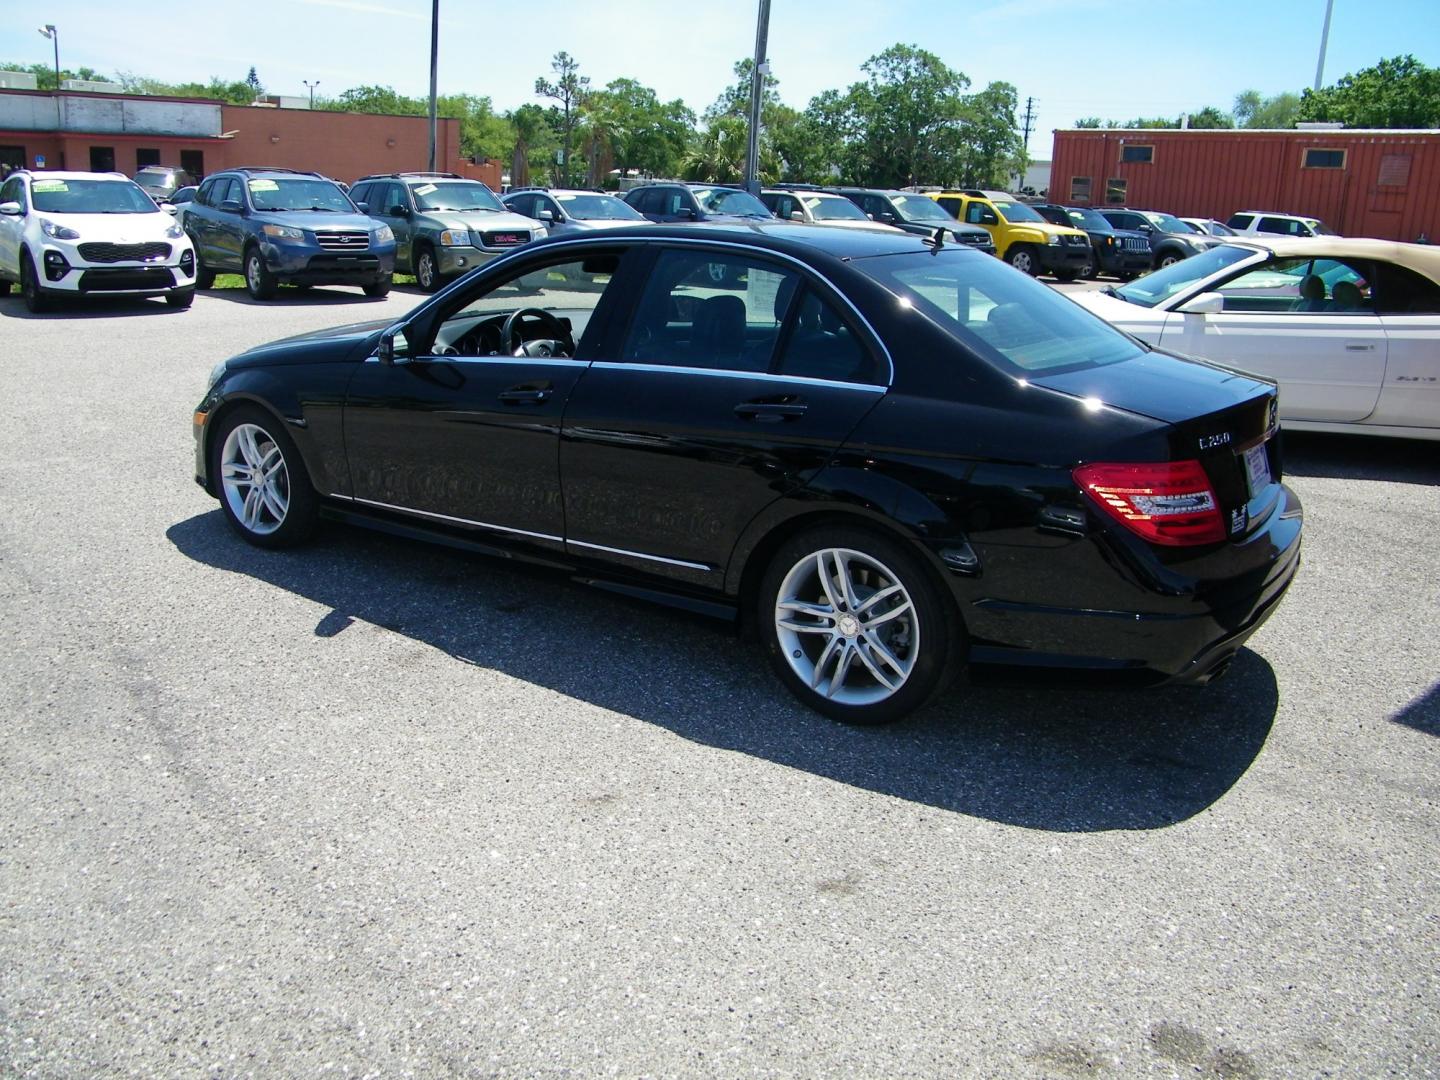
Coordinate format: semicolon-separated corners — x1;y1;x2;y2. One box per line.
19;170;132;182
534;220;928;260
1219;236;1440;281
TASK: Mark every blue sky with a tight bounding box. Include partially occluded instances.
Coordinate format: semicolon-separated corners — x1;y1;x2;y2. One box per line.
5;0;1439;157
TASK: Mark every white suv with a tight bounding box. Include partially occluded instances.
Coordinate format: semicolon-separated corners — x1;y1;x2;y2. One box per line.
1226;211;1337;238
0;170;198;312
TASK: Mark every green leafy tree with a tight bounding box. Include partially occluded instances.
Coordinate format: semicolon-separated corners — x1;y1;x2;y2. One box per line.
1298;55;1440;127
957;81;1027;187
535;52;590;187
845;44;970;187
322;85;426;115
1186;105;1234;129
1232;89;1301;128
245;66;263;101
507;103;560;186
682;116;777;183
587;78;694;182
704;58;781;124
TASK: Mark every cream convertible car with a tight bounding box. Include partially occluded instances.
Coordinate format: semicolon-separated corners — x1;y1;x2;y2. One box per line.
1068;237;1440;440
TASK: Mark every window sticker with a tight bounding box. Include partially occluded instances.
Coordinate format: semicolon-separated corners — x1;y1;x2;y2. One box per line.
248;179;279;192
747;268;785;323
413;183;438;196
32;179;68;192
556;194;576;202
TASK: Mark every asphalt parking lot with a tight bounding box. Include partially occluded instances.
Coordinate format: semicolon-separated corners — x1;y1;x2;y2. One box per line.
1;281;1436;1079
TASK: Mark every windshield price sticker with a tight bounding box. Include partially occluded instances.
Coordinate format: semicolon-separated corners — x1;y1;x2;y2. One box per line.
32;180;68;192
1244;443;1271;496
557;194;576;202
414;183;438;196
248;179;279;192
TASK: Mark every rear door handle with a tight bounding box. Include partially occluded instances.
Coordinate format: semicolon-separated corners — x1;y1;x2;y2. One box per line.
735;402;808;421
1345;343;1376;352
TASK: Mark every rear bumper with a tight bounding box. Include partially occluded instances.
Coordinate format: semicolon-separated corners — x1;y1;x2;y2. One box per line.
963;484;1303;683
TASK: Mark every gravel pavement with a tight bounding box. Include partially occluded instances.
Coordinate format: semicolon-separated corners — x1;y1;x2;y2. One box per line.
1;283;1436;1078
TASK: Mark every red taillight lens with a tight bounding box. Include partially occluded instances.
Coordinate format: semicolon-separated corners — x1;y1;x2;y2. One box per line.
1073;460;1226;547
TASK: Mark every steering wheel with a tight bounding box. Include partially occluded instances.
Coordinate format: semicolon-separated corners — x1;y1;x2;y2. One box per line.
501;307;571;357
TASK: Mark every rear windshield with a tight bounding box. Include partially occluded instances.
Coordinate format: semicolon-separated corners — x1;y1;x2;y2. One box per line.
855;250;1146;375
30;178;159;215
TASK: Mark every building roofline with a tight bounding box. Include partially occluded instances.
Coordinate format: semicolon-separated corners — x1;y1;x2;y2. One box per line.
1053;126;1440;136
0;86;461;123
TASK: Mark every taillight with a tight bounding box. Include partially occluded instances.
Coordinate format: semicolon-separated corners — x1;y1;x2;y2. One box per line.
1073;460;1226;547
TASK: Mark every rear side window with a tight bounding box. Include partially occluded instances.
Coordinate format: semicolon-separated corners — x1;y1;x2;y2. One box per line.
1216;256;1373;314
1227;214;1255;230
859;250;1143;375
1258;216;1310;237
1373;262;1440;314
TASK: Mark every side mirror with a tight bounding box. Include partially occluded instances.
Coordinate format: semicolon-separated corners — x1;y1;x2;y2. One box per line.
388;205;409;218
1139;224;1155;233
866;213;876;221
355;201;369;214
538;209;556;222
164;204;178;216
788;210;804;222
374;325;412;365
0;201;23;216
219;199;243;214
678;207;697;221
879;213;897;225
1177;291;1225;316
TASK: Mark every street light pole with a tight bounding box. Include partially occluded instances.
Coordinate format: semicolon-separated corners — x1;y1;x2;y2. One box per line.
742;0;771;195
427;0;440;172
37;25;60;91
1313;0;1335;91
303;80;320;109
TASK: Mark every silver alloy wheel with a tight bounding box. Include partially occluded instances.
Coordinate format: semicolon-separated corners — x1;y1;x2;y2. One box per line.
774;547;919;706
1010;248;1034;274
417;250;436;289
246;254;263;293
220;422;289;535
1158;254;1181;268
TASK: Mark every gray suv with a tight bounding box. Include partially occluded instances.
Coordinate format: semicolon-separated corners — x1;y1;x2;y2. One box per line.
351;172;545;292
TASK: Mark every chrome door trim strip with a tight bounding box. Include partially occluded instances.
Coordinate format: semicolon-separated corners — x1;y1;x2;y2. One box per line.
330;494;564;544
587;361;885;393
566;539;713;572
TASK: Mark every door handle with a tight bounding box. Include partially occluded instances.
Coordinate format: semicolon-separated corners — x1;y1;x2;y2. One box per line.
735;401;808;420
1345;344;1376;352
498;385;552;404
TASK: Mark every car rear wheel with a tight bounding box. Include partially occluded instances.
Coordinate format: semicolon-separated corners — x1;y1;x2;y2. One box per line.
759;527;959;724
211;407;318;548
20;252;52;313
1006;245;1038;276
415;245;441;292
1081;250;1099;280
364;275;392;299
244;248;277;300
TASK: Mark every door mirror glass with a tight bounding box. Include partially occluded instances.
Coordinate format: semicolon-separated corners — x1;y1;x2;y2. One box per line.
355;201;369;214
376;326;411;365
789;210;804;222
388;204;409;218
218;199;242;214
538;209;556;222
0;201;23;215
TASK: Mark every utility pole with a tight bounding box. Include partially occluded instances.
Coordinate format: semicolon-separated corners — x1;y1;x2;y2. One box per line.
743;0;772;196
1314;0;1335;91
1021;96;1036;152
427;0;440;171
303;80;320;109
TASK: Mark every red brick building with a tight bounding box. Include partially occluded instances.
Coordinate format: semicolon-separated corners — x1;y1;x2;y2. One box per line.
0;88;501;188
1049;128;1440;242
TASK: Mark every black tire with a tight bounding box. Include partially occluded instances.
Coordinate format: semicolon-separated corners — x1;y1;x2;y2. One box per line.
1155;250;1184;270
1081;248;1099;280
209;406;319;548
1118;271;1139;282
1006;244;1039;276
194;262;216;289
364;275;393;299
0;277;12;296
243;247;277;300
20;251;52;313
414;244;441;293
758;525;962;725
165;288;195;308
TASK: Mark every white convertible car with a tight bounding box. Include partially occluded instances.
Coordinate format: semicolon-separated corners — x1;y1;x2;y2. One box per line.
1067;237;1440;440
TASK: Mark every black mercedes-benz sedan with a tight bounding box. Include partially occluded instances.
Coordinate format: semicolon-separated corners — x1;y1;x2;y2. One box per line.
192;222;1302;724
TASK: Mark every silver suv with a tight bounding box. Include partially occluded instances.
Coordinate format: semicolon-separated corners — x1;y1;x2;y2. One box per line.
351;172;545;292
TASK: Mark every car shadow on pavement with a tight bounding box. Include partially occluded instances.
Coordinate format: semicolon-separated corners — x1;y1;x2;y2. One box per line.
0;296;191;320
1282;431;1440;486
1392;681;1440;737
202;288;394;307
166;511;1278;833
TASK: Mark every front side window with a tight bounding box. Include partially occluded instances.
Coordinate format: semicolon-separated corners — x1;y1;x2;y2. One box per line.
858;250;1145;375
246;177;354;213
349;182;373;207
1215;257;1372;314
0;176;24;208
28;178;159;215
621;250;801;372
410;181;502;213
430;252;624;357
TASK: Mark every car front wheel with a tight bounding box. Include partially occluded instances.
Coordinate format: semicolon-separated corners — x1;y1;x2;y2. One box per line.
1007;245;1038;276
20;252;53;313
415;245;440;292
1155;251;1183;269
211;407;318;548
759;527;959;724
244;248;277;300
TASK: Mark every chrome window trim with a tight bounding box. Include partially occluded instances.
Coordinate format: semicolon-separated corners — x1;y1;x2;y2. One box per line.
588;361;885;394
426;233;897;386
365;354;588;367
328;494;713;571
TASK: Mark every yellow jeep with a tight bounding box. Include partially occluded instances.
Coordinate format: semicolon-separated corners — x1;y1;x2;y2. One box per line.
931;190;1092;279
